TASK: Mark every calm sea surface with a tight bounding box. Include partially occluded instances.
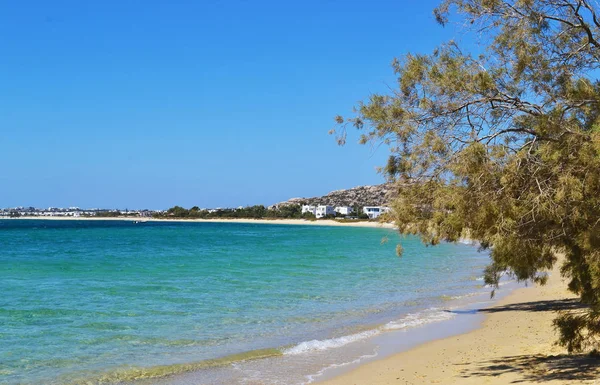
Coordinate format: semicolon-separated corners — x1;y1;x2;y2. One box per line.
0;219;490;384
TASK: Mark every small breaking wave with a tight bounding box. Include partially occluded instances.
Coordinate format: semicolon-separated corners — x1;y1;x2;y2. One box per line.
284;308;456;356
384;308;455;330
284;329;380;355
304;352;379;384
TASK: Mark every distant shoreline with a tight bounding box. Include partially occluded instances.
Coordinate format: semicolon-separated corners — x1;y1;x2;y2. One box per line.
5;216;397;229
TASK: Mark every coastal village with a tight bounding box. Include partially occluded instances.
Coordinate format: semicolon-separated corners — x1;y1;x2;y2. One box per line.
1;184;394;220
272;183;394;219
300;204;390;219
0;207;156;218
0;205;391;220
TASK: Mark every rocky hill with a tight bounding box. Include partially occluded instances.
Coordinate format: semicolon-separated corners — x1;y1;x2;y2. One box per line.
271;183;395;208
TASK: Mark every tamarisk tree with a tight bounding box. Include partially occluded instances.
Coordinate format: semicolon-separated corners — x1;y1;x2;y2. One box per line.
333;0;600;352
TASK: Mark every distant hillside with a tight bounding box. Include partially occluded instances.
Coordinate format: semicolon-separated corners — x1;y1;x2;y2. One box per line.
271;183;395;208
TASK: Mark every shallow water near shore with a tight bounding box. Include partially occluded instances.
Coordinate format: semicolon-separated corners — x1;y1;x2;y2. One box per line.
1;219;494;384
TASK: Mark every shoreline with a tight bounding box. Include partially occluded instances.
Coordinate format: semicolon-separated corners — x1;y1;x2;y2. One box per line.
318;260;599;384
141;264;504;385
4;216;397;228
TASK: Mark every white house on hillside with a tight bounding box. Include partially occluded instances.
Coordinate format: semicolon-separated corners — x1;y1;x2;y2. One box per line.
315;205;335;218
301;205;317;215
362;206;390;219
302;204;336;218
335;206;354;216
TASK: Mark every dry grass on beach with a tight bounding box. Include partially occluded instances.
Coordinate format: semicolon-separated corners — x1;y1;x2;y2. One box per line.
320;262;600;385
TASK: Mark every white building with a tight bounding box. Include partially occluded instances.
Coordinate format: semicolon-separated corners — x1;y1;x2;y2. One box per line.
335;206;354;216
316;205;335;218
301;205;317;215
362;206;391;219
302;205;336;218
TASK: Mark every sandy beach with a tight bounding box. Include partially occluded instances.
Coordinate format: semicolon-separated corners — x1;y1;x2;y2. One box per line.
320;261;600;385
11;216;397;229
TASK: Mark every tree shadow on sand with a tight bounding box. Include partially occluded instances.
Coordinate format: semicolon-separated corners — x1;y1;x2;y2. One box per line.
459;353;600;383
479;298;586;313
454;298;599;383
447;298;586;315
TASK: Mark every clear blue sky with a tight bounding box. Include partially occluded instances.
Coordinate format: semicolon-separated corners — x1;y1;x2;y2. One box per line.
1;0;457;209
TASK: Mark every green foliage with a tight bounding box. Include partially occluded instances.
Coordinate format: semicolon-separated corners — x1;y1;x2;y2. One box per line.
159;205;306;220
333;0;600;352
167;206;190;218
276;204;302;219
301;211;316;220
357;212;370;220
95;211;121;218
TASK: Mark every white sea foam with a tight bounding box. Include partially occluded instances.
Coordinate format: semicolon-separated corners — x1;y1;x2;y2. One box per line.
284;308;456;356
383;308;455;330
303;352;379;384
284;329;380;355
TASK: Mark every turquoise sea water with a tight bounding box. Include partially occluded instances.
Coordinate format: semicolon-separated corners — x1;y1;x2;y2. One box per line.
0;220;490;384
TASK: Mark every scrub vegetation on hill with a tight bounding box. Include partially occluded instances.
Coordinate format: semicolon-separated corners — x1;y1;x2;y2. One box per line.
333;0;600;352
